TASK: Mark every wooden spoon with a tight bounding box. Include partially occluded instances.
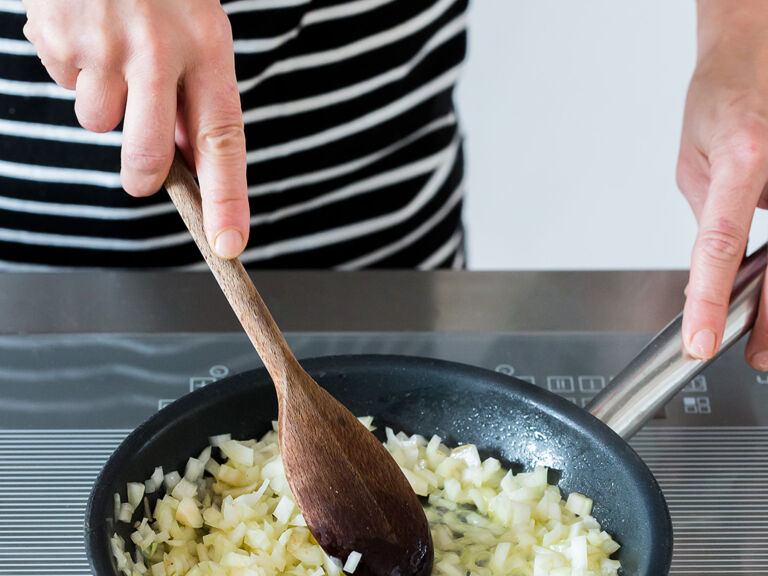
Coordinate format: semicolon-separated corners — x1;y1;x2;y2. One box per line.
164;153;433;576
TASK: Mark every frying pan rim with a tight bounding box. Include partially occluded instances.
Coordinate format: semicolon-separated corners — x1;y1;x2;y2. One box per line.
85;353;673;576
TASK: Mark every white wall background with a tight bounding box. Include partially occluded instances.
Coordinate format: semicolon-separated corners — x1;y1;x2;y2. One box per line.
457;1;768;270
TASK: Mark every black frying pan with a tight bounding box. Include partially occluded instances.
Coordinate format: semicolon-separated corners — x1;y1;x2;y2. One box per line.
86;355;672;576
85;247;768;576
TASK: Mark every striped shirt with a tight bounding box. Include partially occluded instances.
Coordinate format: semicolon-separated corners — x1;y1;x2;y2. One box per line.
0;0;467;269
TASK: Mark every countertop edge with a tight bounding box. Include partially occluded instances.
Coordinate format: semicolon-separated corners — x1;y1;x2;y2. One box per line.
0;270;688;334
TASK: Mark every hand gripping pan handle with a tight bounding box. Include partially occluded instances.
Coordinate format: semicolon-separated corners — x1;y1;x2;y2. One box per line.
587;243;767;440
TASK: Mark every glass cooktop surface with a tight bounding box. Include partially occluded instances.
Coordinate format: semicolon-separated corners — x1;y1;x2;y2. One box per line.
1;332;765;576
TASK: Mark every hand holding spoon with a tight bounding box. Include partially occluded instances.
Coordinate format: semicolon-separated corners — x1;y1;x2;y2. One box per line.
163;153;433;576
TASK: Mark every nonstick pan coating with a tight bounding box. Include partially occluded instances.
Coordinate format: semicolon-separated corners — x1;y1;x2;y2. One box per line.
86;355;672;576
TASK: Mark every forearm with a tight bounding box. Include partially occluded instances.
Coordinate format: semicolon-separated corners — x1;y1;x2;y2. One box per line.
697;0;768;62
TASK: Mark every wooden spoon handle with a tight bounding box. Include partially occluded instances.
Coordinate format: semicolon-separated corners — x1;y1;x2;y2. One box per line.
164;152;298;396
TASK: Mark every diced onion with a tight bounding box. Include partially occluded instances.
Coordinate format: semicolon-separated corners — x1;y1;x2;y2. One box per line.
343;551;362;574
113;493;121;521
112;420;621;576
570;535;588;575
170;478;197;500
450;444;482;468
162;471;181;492
220;440;254;467
144;467;164;494
117;502;134;523
209;433;231;447
566;492;593;517
127;482;145;510
197;446;212;466
325;554;343;576
357;416;374;430
492;542;510;570
176;497;203;529
184;457;205;482
273;495;294;524
290;513;307;527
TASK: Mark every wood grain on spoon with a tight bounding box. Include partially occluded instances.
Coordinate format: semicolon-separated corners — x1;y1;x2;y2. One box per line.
164;153;433;576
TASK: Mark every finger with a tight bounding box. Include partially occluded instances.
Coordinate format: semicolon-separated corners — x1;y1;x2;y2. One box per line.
41;58;79;90
23;19;80;90
183;46;249;259
120;71;177;197
74;69;127;133
676;146;710;221
683;156;768;359
174;92;196;173
745;271;768;370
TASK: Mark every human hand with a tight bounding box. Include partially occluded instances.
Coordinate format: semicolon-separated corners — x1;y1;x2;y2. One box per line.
676;1;768;368
22;0;249;259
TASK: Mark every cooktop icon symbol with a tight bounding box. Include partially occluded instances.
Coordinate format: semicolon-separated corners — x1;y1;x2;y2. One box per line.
209;365;230;378
189;365;231;392
495;364;515;375
547;376;575;393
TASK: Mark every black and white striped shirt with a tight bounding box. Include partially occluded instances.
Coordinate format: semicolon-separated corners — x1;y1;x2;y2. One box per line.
0;0;467;269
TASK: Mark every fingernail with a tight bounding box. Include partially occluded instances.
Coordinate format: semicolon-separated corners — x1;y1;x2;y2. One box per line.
213;228;244;260
751;351;768;371
689;329;717;359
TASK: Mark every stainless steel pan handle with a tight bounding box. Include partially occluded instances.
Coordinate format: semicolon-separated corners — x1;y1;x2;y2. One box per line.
587;243;767;440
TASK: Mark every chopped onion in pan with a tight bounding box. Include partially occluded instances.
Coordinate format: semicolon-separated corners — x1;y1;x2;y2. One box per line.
343;551;362;574
162;471;181;493
209;434;231;448
144;467;164;494
127;482;145;510
112;418;621;576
